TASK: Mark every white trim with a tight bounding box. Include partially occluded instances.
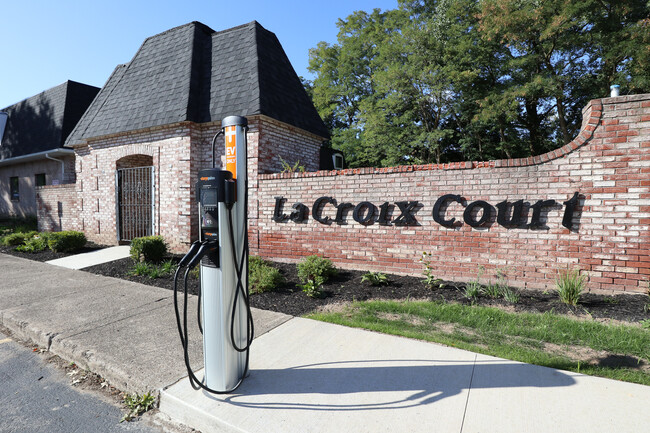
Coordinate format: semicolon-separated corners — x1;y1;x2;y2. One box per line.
0;148;74;167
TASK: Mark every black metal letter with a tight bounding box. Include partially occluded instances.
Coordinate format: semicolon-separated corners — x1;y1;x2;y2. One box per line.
496;199;525;227
353;201;376;225
289;203;308;223
433;194;463;228
393;201;419;226
463;200;493;227
272;196;287;222
562;192;579;230
334;202;354;225
377;202;392;225
312;196;337;224
529;199;556;228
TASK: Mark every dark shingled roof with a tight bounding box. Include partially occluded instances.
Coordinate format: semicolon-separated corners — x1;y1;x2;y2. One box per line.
66;21;328;146
0;81;99;160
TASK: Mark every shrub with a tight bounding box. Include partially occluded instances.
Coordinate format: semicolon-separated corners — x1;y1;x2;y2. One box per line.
47;231;87;253
129;261;153;277
15;235;48;253
361;271;389;286
2;231;37;246
130;236;167;263
249;256;285;294
297;255;337;286
555;267;586;306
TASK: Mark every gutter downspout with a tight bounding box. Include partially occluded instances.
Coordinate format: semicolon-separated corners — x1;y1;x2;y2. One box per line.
45;153;65;183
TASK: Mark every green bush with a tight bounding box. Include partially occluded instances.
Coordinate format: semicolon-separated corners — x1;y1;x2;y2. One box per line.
2;231;37;246
297;255;337;286
249;256;285;294
130;236;167;263
555;267;586;306
15;235;48;253
47;231;87;253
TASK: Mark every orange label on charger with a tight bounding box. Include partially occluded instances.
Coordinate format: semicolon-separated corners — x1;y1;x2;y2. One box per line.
225;125;237;179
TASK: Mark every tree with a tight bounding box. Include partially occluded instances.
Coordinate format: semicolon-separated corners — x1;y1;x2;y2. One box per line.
307;0;650;168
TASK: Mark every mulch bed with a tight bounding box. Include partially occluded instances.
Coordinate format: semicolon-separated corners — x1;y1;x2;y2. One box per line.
2;244;648;324
81;256;650;324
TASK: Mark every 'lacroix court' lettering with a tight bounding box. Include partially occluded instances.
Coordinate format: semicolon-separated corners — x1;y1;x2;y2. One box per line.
272;191;580;231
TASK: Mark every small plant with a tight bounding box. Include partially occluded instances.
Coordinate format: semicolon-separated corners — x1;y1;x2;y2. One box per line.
482;282;501;299
129;261;153;277
15;235;48;253
419;251;443;288
301;279;324;298
130;236;167;263
555;267;586;306
502;287;520;304
639;319;650;330
249;256;285;294
644;282;650;313
297;255;337;287
462;283;481;301
159;259;176;275
279;156;306;174
129;260;175;279
47;231;86;253
2;231;37;246
120;392;156;422
361;271;389;286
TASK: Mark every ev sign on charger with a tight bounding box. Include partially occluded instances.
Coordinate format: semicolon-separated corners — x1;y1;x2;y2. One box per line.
225;126;238;179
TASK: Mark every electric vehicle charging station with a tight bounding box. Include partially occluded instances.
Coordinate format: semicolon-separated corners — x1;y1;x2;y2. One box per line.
173;115;254;394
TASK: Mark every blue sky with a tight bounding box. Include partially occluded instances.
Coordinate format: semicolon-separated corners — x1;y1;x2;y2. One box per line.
0;0;398;109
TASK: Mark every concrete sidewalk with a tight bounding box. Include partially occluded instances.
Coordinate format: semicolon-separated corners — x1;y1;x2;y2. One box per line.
45;245;131;269
1;253;648;433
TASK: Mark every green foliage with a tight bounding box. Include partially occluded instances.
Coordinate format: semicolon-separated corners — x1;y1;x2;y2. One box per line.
502;287;520;304
120;392;156;422
297;255;337;287
641;320;650;330
47;231;86;253
419;251;443;289
301;279;324;298
555;267;587;306
15;235;48;253
129;260;176;279
361;271;389;286
130;236;167;263
2;231;37;246
279;156;306;174
249;256;285;294
462;283;481;302
308;0;650;167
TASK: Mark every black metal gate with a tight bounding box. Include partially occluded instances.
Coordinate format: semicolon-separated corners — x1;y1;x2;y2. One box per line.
116;166;154;241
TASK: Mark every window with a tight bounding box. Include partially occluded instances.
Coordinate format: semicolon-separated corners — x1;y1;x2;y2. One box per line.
10;177;19;201
333;153;344;170
35;173;46;187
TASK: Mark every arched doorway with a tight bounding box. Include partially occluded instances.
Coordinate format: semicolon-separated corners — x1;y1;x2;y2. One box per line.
115;155;154;241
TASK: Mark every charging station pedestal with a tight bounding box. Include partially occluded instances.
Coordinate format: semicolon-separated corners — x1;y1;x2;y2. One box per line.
194;116;249;392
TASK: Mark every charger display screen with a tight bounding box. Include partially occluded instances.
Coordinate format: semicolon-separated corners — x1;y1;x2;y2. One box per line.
201;188;218;207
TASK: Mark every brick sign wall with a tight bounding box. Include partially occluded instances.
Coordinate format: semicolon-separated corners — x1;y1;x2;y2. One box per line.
253;95;650;294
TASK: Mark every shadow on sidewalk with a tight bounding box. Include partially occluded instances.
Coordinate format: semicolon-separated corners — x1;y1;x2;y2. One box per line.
214;358;576;411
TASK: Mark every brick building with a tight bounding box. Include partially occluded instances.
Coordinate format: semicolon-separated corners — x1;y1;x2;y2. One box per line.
38;21;328;251
0;81;99;218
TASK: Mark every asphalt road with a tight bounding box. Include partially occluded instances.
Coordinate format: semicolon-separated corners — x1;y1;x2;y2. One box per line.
0;331;162;433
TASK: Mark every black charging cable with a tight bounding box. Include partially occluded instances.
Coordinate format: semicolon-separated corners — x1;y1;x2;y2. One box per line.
172;223;253;394
211;130;223;169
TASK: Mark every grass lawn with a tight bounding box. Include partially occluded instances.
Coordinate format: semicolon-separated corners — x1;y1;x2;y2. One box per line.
308;300;650;386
